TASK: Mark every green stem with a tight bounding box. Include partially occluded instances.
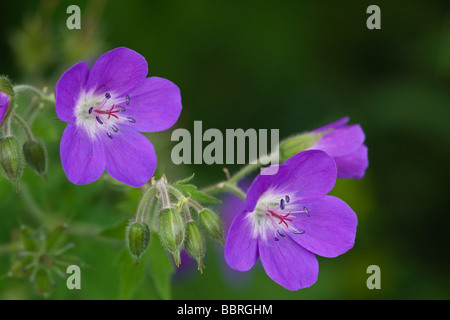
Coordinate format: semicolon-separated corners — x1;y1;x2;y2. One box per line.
221;183;247;200
13;85;55;104
13;113;35;141
228;162;262;184
135;186;156;223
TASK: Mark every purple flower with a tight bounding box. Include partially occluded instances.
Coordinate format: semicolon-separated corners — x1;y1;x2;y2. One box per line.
224;150;357;290
55;47;182;187
309;117;368;179
0;91;10;124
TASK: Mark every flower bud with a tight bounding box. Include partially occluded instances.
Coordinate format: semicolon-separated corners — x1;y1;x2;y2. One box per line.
0;77;14;126
279;132;326;161
185;221;205;272
23;139;48;178
198;208;224;245
126;221;150;262
158;207;185;266
0;136;25;192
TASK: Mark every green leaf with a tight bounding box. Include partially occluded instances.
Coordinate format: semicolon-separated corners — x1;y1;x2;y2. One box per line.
116;234;175;300
99;219;129;241
147;234;175;300
176;184;221;204
173;173;196;186
116;248;147;300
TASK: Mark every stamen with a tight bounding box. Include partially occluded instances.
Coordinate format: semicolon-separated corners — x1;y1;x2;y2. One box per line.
277;230;285;237
126;94;130;105
293;230;305;234
105;92;111;99
88;107;93;114
106;132;113;139
96;116;103;125
111;125;119;133
304;207;310;217
274;236;279;241
127;117;136;123
115;105;126;112
285;195;290;203
280;198;285;210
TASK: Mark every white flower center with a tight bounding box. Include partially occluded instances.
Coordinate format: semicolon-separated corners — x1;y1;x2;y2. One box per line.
74;91;134;139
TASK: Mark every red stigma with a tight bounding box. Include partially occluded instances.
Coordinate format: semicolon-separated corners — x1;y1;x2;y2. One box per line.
268;210;294;228
96;104;121;120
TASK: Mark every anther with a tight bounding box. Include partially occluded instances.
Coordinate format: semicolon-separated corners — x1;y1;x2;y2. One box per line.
127;117;136;123
126;94;130;105
280;198;285;210
105;92;111;99
304;207;310;217
277;230;285;237
107;132;113;139
274;236;279;241
285;195;290;203
111;125;119;133
115;105;126;112
88;107;93;114
293;230;305;234
96;116;103;125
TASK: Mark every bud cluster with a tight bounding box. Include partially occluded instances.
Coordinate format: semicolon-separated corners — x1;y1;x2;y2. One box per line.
126;175;224;273
0;77;49;191
8;224;80;298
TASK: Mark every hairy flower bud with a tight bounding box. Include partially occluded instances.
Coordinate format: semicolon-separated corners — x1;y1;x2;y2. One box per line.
0;136;25;192
185;221;205;272
126;221;150;261
199;208;224;245
158;207;185;266
23;139;48;178
279;132;326;161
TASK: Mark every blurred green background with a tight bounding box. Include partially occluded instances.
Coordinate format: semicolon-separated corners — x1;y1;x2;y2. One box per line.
0;0;449;299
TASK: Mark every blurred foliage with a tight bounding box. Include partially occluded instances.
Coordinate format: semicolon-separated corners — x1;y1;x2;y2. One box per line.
0;0;449;299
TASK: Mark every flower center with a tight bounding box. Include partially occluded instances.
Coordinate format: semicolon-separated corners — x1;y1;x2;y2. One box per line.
76;92;135;139
249;194;310;242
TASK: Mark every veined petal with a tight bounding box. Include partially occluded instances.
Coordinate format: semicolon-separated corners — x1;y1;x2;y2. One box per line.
86;47;148;97
310;124;365;158
258;235;318;291
102;126;156;187
224;211;259;271
246;150;337;211
60;122;105;184
334;144;368;179
291;196;357;258
124;77;182;132
55;62;90;122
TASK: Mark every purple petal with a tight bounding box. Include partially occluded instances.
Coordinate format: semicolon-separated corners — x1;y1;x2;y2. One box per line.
311;116;349;133
224;211;259;271
0;92;10;123
86;47;148;97
310;124;365;157
258;236;318;290
291;196;357;258
123;77;182;132
334;144;369;179
246;150;337;211
102;125;156;187
60;122;105;184
55;62;90;122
